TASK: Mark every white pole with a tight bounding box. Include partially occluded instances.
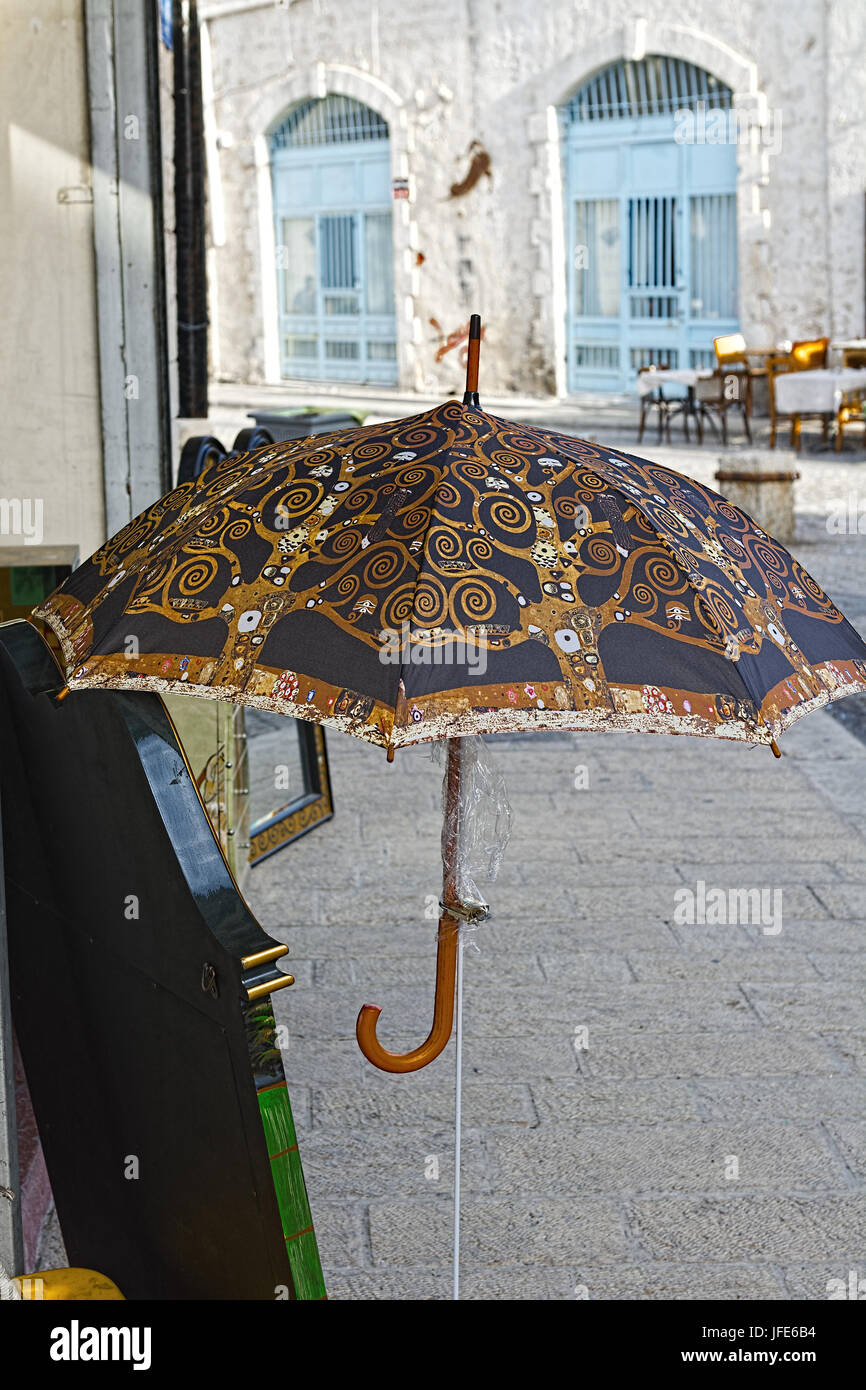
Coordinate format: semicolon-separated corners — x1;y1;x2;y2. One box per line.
452;928;464;1301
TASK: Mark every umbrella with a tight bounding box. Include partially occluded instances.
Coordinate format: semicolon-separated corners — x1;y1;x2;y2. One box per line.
35;315;866;1073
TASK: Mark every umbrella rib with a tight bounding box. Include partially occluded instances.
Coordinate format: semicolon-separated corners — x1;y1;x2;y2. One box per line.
388;414;470;753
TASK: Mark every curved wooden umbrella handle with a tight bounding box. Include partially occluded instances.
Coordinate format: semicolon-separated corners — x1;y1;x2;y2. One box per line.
356;912;459;1073
357;736;465;1073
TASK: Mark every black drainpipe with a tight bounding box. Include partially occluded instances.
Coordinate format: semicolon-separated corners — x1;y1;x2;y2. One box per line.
174;0;208;417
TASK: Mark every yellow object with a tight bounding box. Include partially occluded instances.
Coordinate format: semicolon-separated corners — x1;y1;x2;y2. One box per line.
13;1267;124;1300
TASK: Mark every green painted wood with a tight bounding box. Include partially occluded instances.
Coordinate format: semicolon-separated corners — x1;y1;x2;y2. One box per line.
248;992;326;1302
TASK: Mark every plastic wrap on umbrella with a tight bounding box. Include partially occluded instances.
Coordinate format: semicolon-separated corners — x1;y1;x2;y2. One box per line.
438;736;512;941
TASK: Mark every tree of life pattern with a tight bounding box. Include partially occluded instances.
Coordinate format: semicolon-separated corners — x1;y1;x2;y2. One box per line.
36;400;866;753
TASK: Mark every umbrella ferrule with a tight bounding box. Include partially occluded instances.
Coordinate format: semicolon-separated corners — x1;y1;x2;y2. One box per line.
462;312;482;407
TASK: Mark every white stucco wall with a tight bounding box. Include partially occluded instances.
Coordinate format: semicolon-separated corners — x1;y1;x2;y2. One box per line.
0;0;105;560
202;0;866;395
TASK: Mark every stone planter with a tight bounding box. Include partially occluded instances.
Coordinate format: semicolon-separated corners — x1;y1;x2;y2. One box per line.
714;453;799;542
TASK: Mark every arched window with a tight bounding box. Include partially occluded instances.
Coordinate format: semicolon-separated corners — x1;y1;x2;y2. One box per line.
563;56;732;124
561;57;739;393
269;96;396;384
269;95;389;150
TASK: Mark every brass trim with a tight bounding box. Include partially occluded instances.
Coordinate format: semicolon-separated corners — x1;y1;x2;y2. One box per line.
246;973;294;1002
241;944;289;970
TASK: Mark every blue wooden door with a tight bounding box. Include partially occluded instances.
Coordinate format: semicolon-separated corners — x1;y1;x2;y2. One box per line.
563;58;739;393
270;97;397;384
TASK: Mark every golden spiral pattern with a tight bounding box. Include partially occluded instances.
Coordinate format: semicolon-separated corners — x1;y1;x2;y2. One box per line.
175;555;219;595
399;425;443;448
456;461;488;481
331;528;362;557
381;583;416;630
345;488;376;513
363;545;406;589
335;573;359;601
584;536;618;569
279;481;323;517
554;496;580;520
649;506;691;540
353;441;391;462
701;587;739;633
403;505;430;532
225;518;252;543
499;431;544;456
450;578;497;626
434;481;462;509
631;583;657;613
465;535;494;567
751;539;788;575
644;555;684;593
482;495;533;535
413;577;448;627
197;507;231;537
428;525;462;564
395;465;436;488
714;499;748;527
488;450;528;470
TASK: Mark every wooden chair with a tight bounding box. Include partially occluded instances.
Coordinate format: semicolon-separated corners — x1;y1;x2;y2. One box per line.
835;347;866;446
712;332;762;431
790;336;829;370
696;363;752;445
637;365;675;443
834;394;866;449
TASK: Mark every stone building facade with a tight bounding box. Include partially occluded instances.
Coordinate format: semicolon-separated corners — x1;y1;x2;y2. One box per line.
202;0;866;397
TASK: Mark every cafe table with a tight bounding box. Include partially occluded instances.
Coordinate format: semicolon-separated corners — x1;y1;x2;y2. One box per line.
637;366;715;442
773;367;866;451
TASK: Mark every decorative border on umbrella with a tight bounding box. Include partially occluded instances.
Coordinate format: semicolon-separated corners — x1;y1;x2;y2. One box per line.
35;590;866;757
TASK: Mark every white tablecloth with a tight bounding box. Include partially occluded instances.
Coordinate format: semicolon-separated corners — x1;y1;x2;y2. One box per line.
637;368;713;397
775;367;866;415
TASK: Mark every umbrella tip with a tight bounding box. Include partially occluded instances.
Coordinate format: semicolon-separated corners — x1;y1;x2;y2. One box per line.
770;739;782;758
463;314;482;408
386;745;395;763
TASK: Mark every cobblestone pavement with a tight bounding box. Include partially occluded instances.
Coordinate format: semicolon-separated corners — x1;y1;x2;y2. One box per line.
241;420;866;1302
36;399;866;1300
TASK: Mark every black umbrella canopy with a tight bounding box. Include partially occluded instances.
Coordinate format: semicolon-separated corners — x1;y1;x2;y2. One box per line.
36;408;866;757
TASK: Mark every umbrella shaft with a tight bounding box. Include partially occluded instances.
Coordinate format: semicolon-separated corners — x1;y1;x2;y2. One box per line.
442;737;462;906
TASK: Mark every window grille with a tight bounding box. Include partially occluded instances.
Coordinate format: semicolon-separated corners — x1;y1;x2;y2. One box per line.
563;57;733;123
270;95;389;151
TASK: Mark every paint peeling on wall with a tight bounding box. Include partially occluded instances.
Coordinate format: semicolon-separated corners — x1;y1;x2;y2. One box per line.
448;141;491;199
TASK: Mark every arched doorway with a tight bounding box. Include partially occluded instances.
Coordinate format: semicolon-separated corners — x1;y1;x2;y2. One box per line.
269;94;397;384
561;56;739;393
